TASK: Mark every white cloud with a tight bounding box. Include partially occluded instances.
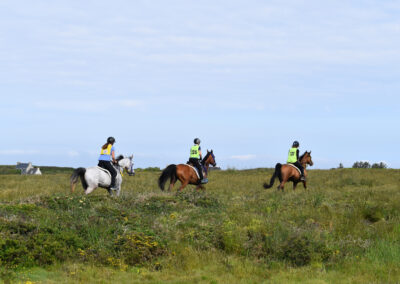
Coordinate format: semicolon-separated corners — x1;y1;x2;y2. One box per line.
0;150;39;155
230;154;256;161
34;100;143;112
67;150;79;157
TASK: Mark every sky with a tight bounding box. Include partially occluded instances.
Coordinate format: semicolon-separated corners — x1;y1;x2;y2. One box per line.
1;0;399;169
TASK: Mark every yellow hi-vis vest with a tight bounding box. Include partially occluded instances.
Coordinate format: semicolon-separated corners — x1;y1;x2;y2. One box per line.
287;147;298;163
100;144;113;155
190;145;200;159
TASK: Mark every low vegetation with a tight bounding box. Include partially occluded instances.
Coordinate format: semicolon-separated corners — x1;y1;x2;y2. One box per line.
0;168;399;283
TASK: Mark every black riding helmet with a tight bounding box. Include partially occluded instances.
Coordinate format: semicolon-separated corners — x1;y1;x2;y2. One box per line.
107;137;116;144
194;138;201;145
292;141;299;147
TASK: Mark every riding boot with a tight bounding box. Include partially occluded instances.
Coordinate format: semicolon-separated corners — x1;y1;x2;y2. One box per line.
300;170;306;181
196;164;208;184
110;175;118;190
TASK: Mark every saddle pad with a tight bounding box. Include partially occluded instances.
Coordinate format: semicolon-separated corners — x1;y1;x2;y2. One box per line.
286;164;301;175
181;164;200;179
96;166;111;178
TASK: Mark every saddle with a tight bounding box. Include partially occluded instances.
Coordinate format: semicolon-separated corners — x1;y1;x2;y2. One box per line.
186;162;204;179
286;164;302;175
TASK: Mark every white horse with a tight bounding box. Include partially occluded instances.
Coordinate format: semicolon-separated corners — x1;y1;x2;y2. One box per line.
70;155;134;196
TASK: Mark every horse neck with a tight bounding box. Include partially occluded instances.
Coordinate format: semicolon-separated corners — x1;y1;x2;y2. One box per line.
118;159;130;169
201;156;208;168
300;156;308;167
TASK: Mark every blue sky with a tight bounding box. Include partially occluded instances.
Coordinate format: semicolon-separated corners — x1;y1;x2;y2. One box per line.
1;0;399;169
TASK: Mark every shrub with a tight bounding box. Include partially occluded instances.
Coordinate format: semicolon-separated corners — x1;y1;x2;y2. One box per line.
0;238;31;267
371;162;388;169
363;206;385;223
279;234;312;266
352;161;371;168
277;233;332;267
114;232;166;266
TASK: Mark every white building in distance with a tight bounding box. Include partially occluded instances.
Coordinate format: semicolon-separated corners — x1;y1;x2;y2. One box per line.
16;162;42;175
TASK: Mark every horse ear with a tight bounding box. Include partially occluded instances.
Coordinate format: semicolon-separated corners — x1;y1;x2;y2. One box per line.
211;150;213;153
130;155;133;159
309;151;311;154
207;149;209;153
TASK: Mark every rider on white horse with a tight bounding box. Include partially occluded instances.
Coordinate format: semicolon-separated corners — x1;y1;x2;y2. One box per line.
98;137;118;190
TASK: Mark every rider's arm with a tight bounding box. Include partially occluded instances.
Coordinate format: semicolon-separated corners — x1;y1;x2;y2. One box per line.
199;149;202;160
111;150;116;163
296;149;299;161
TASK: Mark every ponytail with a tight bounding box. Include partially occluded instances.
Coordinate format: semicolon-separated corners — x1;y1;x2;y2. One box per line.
101;143;109;150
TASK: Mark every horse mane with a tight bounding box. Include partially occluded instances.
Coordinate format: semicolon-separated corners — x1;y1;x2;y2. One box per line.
299;152;308;161
116;155;124;161
202;152;211;164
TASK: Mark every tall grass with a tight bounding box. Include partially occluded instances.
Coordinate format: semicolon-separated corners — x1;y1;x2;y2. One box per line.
0;168;399;283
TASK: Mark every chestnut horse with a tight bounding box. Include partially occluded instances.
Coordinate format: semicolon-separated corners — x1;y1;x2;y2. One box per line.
263;151;313;191
158;150;216;191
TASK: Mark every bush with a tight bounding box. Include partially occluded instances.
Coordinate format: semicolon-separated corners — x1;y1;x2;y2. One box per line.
371;162;388;169
277;233;332;267
114;232;166;266
352;161;371;168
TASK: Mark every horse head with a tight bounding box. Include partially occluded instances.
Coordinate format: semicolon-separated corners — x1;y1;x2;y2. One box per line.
303;151;313;166
118;155;135;176
205;150;217;167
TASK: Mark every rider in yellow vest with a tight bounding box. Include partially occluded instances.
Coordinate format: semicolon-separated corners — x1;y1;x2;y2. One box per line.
287;140;305;181
188;138;208;184
98;136;118;190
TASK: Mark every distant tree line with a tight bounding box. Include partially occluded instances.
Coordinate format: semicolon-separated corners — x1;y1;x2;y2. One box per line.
351;161;388;169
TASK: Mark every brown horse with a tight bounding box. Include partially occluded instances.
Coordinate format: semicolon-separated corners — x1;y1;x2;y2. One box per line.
158;150;216;192
263;151;313;191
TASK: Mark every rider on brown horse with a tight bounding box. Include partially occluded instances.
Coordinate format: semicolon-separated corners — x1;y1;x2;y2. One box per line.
287;141;305;181
188;138;208;184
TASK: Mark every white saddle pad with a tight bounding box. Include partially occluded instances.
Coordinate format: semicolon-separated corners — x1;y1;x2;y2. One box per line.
180;164;200;179
286;164;301;175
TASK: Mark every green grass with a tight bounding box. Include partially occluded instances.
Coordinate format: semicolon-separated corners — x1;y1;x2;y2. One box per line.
0;168;399;283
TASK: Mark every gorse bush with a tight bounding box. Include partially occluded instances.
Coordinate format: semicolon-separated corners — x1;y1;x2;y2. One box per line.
0;169;399;283
115;233;166;266
0;195;167;269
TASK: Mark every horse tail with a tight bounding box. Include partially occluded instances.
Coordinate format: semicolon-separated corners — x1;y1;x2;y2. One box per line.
263;163;282;189
158;164;177;191
70;167;87;193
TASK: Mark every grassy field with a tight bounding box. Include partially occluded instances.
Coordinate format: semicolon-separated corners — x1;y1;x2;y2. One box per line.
0;168;399;283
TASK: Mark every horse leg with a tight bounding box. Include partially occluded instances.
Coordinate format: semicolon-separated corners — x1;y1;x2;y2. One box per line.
293;182;298;191
178;180;189;191
303;181;307;189
196;185;205;191
85;186;96;195
169;176;176;192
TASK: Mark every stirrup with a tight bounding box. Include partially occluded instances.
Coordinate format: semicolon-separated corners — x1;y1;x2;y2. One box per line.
200;178;208;184
300;176;306;181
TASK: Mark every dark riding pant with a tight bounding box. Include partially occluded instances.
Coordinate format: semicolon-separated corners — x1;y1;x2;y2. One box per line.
188;158;204;180
98;160;117;187
291;161;304;176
